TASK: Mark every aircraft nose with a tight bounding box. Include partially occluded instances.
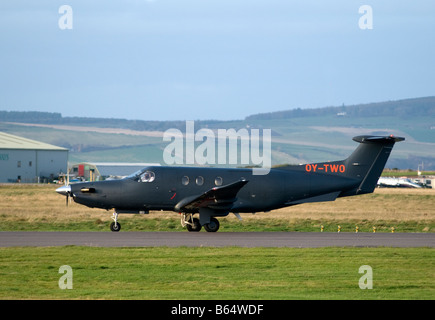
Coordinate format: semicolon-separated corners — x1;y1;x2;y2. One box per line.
56;185;71;196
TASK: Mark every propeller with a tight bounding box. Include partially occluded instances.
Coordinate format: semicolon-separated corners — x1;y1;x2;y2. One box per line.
56;167;72;206
66;168;70;206
56;184;71;206
66;188;70;207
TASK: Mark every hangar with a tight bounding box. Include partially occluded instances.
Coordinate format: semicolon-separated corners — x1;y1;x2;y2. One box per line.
0;132;68;183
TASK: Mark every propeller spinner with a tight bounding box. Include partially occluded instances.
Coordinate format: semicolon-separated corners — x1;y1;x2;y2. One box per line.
56;185;71;206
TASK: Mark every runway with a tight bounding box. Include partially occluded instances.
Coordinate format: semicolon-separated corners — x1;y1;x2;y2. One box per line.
0;231;434;248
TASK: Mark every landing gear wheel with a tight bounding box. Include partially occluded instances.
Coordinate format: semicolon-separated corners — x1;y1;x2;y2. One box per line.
204;217;220;232
110;211;121;232
186;218;201;232
110;221;121;232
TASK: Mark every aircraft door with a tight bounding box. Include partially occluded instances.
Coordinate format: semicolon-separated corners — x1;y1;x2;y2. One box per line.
151;168;178;207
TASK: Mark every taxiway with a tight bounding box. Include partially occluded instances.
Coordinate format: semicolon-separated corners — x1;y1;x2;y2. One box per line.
0;231;433;248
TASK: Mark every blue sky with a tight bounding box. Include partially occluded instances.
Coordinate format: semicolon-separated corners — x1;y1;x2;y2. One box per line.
1;0;434;121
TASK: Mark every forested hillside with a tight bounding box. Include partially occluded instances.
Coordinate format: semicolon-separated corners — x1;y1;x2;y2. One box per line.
2;96;434;129
246;96;435;120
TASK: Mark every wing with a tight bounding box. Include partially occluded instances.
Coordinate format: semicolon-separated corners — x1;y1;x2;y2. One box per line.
174;180;248;212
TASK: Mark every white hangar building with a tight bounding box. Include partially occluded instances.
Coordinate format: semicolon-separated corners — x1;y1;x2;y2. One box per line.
0;132;68;183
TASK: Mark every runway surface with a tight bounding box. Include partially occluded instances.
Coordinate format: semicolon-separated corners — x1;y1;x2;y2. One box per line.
1;231;434;248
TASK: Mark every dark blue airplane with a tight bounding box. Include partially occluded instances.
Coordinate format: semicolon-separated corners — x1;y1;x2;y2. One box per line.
56;135;404;232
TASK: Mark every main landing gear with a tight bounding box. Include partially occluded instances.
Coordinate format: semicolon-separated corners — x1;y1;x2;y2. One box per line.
180;213;220;232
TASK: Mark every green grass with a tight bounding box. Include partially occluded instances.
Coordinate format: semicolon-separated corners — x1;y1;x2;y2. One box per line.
381;171;435;177
0;246;433;299
2;216;433;233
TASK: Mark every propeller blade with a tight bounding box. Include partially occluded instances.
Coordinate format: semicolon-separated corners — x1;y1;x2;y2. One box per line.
56;185;72;207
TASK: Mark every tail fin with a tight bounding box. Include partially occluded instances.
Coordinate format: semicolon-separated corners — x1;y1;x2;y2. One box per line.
342;135;404;195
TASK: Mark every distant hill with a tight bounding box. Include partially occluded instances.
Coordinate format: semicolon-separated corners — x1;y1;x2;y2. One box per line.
0;111;221;132
245;96;435;121
2;96;434;128
1;96;435;170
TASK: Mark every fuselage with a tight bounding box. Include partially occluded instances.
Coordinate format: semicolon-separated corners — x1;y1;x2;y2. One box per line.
69;165;360;213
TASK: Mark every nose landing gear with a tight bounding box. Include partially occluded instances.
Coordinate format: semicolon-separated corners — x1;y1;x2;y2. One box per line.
110;211;121;232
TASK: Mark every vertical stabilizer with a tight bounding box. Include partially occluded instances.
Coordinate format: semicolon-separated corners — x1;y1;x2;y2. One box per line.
342;135;404;195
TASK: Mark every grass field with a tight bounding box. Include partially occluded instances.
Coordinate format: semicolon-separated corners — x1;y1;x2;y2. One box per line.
0;246;434;299
0;184;433;300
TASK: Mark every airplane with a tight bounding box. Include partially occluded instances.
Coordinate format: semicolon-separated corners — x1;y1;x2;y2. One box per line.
377;176;422;188
56;135;404;232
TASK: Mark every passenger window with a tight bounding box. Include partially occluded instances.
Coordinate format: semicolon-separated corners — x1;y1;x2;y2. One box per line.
140;171;155;182
181;176;189;185
215;177;223;186
196;176;204;186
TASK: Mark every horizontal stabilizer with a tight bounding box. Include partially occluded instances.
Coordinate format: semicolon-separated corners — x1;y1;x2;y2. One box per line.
352;135;405;144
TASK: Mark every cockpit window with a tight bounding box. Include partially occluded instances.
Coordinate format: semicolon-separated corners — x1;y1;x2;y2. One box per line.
126;168;146;180
125;169;155;182
140;171;155;183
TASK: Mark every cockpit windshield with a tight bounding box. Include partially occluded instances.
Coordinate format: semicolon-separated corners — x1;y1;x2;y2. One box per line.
140;171;155;182
125;168;146;180
125;168;155;182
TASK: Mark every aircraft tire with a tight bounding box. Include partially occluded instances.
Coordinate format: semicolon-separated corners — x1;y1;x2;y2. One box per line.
110;221;121;232
186;218;201;232
204;218;220;232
